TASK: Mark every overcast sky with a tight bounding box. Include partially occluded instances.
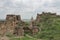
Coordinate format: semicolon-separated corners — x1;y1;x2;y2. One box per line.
0;0;60;19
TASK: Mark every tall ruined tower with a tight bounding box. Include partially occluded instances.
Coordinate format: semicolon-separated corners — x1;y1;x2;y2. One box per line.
36;14;41;23
29;17;34;29
6;14;21;34
29;17;39;35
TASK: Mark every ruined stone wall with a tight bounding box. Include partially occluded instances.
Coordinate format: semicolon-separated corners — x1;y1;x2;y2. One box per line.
14;27;24;36
36;14;41;23
36;12;56;23
6;15;21;34
0;21;7;36
0;14;40;36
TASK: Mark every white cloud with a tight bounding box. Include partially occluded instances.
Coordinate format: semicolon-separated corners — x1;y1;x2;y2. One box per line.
0;0;60;19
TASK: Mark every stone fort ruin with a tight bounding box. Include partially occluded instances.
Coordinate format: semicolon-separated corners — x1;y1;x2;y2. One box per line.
0;14;39;36
0;12;58;36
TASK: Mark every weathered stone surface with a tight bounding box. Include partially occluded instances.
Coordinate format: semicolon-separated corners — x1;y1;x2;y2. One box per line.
29;17;39;35
0;14;39;36
0;21;7;36
6;15;22;34
14;26;24;36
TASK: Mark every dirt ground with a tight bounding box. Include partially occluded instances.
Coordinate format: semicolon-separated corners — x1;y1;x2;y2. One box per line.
0;36;9;40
